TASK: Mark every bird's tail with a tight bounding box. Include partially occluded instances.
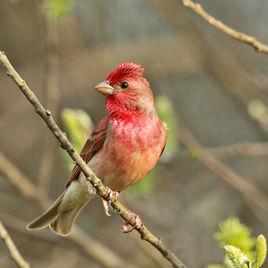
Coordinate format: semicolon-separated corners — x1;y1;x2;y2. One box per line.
49;201;89;236
27;182;92;236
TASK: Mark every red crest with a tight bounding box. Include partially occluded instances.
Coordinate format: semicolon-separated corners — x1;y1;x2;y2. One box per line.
107;63;144;85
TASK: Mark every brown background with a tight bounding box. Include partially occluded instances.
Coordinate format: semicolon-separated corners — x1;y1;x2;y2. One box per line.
0;0;268;267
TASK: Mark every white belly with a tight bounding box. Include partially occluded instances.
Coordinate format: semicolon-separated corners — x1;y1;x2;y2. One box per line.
59;176;94;212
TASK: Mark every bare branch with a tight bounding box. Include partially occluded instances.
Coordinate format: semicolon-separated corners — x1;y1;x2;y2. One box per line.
177;142;268;159
0;221;30;268
206;142;268;158
0;212;61;245
0;151;138;268
181;0;268;54
0;51;187;268
150;1;268;210
0;152;45;206
177;118;268;211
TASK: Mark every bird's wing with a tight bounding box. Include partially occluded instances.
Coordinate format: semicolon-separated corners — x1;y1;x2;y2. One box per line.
66;116;109;187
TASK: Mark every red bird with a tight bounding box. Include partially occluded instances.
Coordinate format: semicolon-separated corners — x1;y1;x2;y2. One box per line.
27;63;166;236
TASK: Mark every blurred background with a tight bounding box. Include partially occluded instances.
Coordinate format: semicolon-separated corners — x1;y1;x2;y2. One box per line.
0;0;268;267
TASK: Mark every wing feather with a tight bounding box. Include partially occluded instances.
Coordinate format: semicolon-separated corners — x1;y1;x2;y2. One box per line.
66;117;109;187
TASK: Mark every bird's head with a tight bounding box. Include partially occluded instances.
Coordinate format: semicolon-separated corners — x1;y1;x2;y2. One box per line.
94;63;154;115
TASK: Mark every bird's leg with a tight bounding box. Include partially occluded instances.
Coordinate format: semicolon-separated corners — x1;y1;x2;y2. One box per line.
101;186;120;216
101;186;141;232
98;186;141;231
122;212;142;233
102;199;111;216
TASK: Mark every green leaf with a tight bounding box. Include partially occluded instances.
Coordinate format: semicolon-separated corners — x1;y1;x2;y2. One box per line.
209;218;266;268
254;235;267;268
224;245;249;268
43;0;73;21
215;217;255;259
189;146;201;159
61;108;92;151
61;108;93;170
155;96;179;161
208;264;226;268
247;100;268;124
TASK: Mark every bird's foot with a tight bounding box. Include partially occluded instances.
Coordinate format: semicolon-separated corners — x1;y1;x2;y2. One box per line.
122;213;142;233
101;187;119;216
102;199;112;216
104;187;120;202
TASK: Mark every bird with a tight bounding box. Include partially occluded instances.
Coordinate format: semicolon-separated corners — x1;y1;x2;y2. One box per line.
27;63;167;236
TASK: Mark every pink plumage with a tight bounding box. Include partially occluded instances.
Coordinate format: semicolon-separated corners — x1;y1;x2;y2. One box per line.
27;63;166;236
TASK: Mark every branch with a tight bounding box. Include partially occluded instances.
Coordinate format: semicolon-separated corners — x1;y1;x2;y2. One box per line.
177;142;268;159
0;151;137;268
150;1;268;211
206;142;268;158
0;51;187;268
176;118;268;211
0;152;46;206
0;221;30;268
0;212;61;245
181;0;268;54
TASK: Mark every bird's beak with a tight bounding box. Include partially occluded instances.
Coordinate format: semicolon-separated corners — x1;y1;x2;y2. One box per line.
94;81;114;95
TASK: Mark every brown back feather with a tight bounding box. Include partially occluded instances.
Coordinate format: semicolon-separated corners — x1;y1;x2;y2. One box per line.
65;117;109;187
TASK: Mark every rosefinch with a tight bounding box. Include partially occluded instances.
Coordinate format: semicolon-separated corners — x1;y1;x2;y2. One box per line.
27;63;166;236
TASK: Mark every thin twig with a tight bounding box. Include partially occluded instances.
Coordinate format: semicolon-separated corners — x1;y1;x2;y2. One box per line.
181;0;268;54
152;0;268;135
177;142;268;159
0;212;61;245
0;152;46;206
0;151;137;268
206;142;268;158
149;0;268;234
38;14;60;196
177;119;268;211
0;221;30;268
0;51;187;268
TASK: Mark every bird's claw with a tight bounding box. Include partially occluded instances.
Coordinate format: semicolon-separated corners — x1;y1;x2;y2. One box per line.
104;187;119;202
122;213;142;233
101;187;119;216
102;199;112;216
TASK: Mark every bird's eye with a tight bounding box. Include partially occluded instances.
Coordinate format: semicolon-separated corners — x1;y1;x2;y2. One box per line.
120;82;128;89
